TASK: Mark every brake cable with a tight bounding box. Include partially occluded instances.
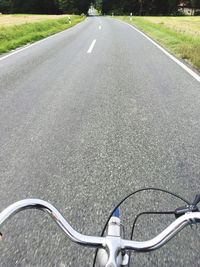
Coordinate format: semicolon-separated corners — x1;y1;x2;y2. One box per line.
92;187;190;267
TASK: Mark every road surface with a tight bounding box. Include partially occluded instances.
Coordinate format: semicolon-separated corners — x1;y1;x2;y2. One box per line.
0;17;200;266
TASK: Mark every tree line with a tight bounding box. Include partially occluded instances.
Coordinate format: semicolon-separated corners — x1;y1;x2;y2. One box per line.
101;0;200;15
0;0;91;14
0;0;200;15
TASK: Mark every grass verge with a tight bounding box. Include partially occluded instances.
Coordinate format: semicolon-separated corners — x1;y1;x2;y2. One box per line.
116;16;200;71
0;15;85;54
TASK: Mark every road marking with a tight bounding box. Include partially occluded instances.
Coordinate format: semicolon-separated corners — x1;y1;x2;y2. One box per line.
0;18;87;62
99;25;102;30
98;18;102;24
117;19;200;83
87;39;96;54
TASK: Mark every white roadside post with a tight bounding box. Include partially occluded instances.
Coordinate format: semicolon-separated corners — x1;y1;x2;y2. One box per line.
130;12;133;21
68;16;71;24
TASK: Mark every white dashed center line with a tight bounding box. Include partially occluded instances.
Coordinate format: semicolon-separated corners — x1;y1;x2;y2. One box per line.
87;39;96;54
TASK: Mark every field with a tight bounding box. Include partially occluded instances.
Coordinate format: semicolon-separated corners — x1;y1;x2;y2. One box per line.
0;14;85;54
117;16;200;71
0;14;69;26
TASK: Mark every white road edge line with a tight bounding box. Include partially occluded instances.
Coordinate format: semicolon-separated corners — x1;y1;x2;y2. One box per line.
87;39;96;54
0;18;87;62
117;19;200;83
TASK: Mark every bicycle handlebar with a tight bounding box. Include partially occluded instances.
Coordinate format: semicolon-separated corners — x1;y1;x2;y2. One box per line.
0;199;105;248
0;199;200;254
122;211;199;251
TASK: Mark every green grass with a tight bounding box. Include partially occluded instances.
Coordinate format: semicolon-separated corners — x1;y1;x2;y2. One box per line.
116;16;200;71
0;15;85;54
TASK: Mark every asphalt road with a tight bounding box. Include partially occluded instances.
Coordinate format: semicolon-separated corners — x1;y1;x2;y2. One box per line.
1;17;200;267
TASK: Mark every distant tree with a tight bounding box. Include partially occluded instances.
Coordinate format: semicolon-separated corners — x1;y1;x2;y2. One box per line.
190;0;200;14
102;0;136;14
75;0;91;14
39;0;59;14
168;0;180;13
191;0;200;8
11;0;59;14
57;0;90;14
179;0;192;7
101;0;183;15
102;0;116;14
0;0;184;15
58;0;76;13
150;0;169;15
121;0;140;15
139;0;154;15
95;0;102;13
0;0;11;13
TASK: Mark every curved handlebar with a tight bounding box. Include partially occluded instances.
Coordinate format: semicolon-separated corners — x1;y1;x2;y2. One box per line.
0;199;200;253
0;199;105;248
122;212;200;251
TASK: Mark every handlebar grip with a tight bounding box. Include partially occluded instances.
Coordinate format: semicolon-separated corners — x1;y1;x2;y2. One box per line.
175;205;199;218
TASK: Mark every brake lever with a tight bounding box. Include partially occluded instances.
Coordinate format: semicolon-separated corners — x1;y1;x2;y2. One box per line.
175;194;200;219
